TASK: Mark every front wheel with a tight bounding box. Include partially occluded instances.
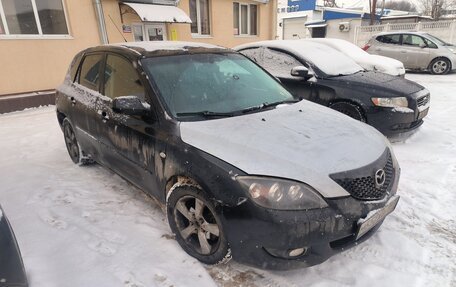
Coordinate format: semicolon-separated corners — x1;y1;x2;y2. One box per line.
167;186;230;265
330;102;366;123
429;58;451;75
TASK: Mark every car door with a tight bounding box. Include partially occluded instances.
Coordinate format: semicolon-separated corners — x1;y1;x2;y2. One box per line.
97;53;159;195
400;34;431;69
71;53;105;159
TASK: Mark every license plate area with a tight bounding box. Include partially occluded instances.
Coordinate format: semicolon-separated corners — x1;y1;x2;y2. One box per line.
356;196;399;240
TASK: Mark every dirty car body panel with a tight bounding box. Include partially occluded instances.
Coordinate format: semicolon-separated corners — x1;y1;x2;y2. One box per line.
55;42;400;269
0;205;28;287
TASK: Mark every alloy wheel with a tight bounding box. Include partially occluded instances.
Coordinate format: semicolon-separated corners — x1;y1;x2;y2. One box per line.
432;60;448;74
173;195;221;255
63;122;80;163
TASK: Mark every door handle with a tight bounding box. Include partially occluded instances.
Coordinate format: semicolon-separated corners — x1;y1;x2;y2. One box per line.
101;111;109;122
400;50;407;53
70;97;76;106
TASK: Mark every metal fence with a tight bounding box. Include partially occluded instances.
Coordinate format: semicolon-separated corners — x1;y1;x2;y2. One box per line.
354;20;456;46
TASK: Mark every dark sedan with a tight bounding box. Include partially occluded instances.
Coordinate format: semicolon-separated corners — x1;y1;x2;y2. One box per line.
235;40;430;136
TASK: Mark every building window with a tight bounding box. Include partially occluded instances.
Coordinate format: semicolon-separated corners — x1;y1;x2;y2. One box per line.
190;0;210;35
233;2;258;36
0;0;69;36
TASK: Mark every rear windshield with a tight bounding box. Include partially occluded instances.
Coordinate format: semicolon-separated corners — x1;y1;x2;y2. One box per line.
141;53;294;118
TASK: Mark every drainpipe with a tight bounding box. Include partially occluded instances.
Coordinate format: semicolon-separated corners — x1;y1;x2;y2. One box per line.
93;0;109;44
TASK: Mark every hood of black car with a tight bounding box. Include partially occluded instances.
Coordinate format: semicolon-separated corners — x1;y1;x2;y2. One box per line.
328;71;424;96
180;100;392;198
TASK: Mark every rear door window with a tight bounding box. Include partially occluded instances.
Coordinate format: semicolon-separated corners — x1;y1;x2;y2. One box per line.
103;54;145;100
376;34;401;45
79;54;104;92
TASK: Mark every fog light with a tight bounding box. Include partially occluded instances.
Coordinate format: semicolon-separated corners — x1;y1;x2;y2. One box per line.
288;247;307;257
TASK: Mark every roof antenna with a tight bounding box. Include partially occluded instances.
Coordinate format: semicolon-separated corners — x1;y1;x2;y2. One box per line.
108;14;128;42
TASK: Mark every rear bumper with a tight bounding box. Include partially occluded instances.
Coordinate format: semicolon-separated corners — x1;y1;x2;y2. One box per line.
221;168;400;270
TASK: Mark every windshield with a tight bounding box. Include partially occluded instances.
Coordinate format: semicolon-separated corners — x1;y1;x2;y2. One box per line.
423;33;450;46
142;53;294;119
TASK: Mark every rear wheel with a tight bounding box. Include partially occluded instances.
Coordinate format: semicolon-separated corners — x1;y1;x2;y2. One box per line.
62;118;93;165
167;186;230;265
330;102;366;123
429;58;451;75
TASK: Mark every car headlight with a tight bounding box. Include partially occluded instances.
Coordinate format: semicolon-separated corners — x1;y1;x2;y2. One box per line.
371;97;408;108
236;176;328;210
448;47;456;54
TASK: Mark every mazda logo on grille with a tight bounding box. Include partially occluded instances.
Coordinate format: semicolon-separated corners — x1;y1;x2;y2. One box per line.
375;169;386;188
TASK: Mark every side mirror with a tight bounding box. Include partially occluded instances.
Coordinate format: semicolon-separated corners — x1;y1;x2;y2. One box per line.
419;42;427;48
112;96;149;116
290;66;313;80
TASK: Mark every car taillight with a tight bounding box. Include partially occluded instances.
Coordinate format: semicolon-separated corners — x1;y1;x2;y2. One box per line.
362;44;371;51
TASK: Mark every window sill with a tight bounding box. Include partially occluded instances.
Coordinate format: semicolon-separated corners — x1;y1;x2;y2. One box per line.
234;35;259;38
0;35;74;40
191;34;213;39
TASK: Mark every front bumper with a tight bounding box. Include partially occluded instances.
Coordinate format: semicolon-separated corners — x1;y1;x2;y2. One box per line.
221;168;400;270
367;90;430;137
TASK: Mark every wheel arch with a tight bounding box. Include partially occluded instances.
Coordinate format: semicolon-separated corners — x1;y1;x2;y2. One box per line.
428;56;452;72
329;99;368;122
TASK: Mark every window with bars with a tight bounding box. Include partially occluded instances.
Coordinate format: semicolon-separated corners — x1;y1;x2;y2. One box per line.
190;0;210;36
0;0;68;36
233;2;257;36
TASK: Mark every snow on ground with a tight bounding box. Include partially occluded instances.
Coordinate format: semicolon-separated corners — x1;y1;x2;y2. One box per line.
0;73;455;287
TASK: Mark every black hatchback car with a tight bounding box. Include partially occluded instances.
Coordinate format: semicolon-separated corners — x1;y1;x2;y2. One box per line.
56;42;400;269
235;40;431;136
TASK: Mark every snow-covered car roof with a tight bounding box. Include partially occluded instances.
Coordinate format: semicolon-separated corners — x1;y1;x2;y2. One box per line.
102;41;228;56
235;40;364;77
303;38;405;76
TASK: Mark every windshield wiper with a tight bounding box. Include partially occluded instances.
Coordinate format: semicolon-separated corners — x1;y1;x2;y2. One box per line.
176;111;236;118
240;99;300;114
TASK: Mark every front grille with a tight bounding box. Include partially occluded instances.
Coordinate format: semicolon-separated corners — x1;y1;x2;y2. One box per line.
333;153;394;201
417;95;430;107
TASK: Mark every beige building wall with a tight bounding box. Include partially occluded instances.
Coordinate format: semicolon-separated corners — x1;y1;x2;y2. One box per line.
0;0;101;95
0;0;276;96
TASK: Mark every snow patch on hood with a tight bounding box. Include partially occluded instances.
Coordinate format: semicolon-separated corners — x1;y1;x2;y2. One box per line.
180;100;389;198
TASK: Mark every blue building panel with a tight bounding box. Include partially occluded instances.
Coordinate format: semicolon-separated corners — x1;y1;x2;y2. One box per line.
323;10;363;20
287;0;316;12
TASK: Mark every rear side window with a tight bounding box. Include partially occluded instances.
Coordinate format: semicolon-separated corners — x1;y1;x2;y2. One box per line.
376;34;401;45
79;54;103;92
103;54;145;100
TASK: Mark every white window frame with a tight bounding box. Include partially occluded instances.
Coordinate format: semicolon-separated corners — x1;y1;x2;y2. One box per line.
0;0;71;40
233;2;258;37
191;0;211;37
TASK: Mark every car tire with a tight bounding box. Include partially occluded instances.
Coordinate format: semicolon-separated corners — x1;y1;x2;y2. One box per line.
429;58;451;75
330;102;366;123
62;118;93;165
167;185;230;265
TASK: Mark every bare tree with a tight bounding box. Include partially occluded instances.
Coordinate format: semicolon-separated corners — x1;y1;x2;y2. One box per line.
384;0;417;12
418;0;456;19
